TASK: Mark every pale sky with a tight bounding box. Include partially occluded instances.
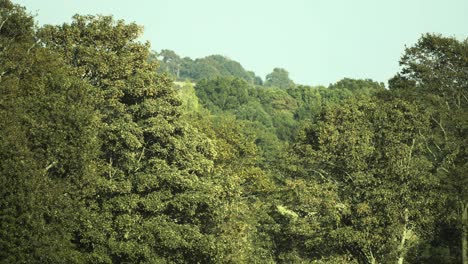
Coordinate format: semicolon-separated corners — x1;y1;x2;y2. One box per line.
15;0;468;86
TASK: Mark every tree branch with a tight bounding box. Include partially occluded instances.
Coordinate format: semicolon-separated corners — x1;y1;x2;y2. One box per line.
431;116;447;142
0;17;9;32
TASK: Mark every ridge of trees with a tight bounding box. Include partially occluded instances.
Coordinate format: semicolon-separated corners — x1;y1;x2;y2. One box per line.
153;49;297;88
152;50;263;85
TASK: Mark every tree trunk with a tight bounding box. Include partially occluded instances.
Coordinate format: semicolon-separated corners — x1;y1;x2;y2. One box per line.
462;202;467;264
397;208;409;264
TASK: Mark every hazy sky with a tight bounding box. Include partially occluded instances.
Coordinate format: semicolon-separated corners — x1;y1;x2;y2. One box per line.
15;0;468;86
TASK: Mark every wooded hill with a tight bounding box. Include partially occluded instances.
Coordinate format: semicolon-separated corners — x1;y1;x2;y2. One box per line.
1;1;467;263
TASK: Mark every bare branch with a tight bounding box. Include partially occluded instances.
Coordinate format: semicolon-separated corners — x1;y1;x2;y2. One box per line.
44;161;57;174
27;39;40;54
0;17;9;32
431;117;447;142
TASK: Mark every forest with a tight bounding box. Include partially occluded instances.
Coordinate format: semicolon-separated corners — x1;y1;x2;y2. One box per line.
0;1;467;263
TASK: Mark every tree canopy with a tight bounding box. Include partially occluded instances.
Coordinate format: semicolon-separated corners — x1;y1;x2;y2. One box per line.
1;1;467;263
265;67;295;89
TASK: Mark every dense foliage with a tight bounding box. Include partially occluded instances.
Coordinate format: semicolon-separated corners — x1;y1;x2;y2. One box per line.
1;1;467;263
154;51;263;85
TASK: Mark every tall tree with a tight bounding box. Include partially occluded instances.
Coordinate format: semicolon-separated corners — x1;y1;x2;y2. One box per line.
390;34;468;264
289;94;440;263
39;15;223;263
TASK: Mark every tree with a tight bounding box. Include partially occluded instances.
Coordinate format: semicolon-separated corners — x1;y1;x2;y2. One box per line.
265;68;295;89
328;78;385;92
179;56;195;80
390;33;468;264
1;1;99;262
289;94;440;263
191;55;255;83
39;15;224;263
157;49;182;78
179;110;277;262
